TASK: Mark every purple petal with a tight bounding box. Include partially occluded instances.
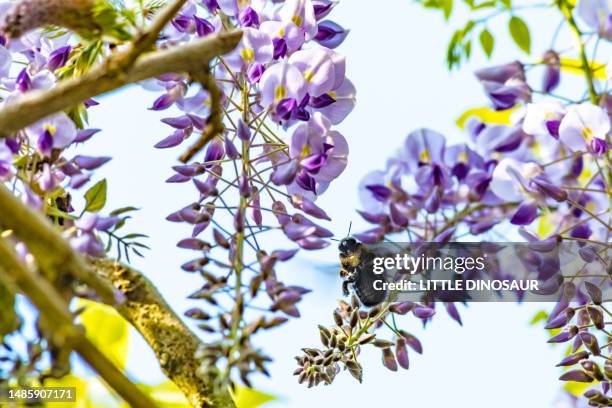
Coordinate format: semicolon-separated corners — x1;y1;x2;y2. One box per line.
510;202;538;225
73;155;111;170
47;46;72;70
155;130;185;148
75;128;101;143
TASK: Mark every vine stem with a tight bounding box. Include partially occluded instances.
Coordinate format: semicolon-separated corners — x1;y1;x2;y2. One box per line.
558;0;598;104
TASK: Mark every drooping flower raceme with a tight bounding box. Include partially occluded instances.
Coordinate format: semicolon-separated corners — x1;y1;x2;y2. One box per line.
356;1;612;402
144;0;356;388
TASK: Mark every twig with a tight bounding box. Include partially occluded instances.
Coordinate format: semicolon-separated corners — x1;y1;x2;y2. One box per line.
118;0;189;68
179;68;225;163
0;238;156;408
0;31;242;135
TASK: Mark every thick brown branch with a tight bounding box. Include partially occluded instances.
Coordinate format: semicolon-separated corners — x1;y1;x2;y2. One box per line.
0;184;117;304
0;30;242;135
89;258;235;408
0;238;156;408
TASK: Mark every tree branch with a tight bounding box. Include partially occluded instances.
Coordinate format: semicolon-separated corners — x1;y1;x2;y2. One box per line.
0;238;156;408
0;184;118;304
89;258;236;408
0;30;242;135
179;68;225;163
0;183;235;406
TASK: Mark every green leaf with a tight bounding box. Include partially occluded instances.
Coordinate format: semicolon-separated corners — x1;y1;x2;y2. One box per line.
479;29;494;58
78;299;129;369
443;0;453;20
84;179;107;213
231;387;276;408
508;16;531;54
529;310;548;325
110;206;139;216
499;0;511;8
464;39;472;58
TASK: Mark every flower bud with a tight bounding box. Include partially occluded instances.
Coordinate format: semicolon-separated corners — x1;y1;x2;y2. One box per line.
587;306;605;330
556;351;589;367
395;338;409;370
581;360;604;381
381;348;398;372
542;50;560;93
558;369;594;383
580;332;601;356
585;282;603;305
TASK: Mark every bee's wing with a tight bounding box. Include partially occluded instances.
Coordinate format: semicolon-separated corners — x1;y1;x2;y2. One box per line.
303;260;341;275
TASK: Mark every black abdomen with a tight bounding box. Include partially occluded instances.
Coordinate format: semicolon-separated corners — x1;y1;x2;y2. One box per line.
354;254;387;307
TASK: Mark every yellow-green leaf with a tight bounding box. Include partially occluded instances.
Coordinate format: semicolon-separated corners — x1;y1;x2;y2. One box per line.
78;299;129;370
508;16;530;55
529;310;548;326
456;106;516;129
479;29;494;58
84;179;107;213
564;379;592;397
123;381;190;408
44;374;94;408
559;58;608;80
231;386;276;408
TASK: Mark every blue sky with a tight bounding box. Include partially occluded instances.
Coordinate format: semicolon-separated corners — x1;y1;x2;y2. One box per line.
73;0;593;406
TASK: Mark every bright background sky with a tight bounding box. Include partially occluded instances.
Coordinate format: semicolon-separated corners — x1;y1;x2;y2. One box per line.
70;0;601;406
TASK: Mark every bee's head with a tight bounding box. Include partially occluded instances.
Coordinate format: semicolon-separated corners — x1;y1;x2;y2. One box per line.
338;237;358;254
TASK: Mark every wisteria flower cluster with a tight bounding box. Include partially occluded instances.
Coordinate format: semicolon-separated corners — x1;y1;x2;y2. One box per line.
349;0;611;405
0;0;356;396
142;0;356;389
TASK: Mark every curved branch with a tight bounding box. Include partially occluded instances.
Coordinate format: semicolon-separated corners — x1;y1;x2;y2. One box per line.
0;184;117;304
0;238;156;408
89;258;236;408
0;30;242;135
0;184;235;406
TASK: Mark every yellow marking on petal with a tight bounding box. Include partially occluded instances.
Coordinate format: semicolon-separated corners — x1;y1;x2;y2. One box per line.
274;85;287;103
532;140;541;157
544;112;557;120
292;16;302;27
241;48;255;64
278;27;285;37
301;144;311;157
586;201;597;213
328;91;337;98
582;127;594;143
420;150;430;163
43;124;56;135
238;0;249;8
304;70;314;83
457;151;468;163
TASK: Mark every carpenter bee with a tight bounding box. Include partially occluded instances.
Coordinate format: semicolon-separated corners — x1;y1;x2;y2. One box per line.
337;237;388;307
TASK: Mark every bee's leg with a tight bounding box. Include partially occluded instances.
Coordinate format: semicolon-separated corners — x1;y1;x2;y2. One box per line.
342;280;351;297
342;272;356;296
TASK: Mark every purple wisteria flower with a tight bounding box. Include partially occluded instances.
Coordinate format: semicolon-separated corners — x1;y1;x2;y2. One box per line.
523;100;566;139
223;27;273;72
276;0;318;40
475;61;531;110
273;113;348;197
25;112;77;155
559;103;610;155
576;0;612;40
